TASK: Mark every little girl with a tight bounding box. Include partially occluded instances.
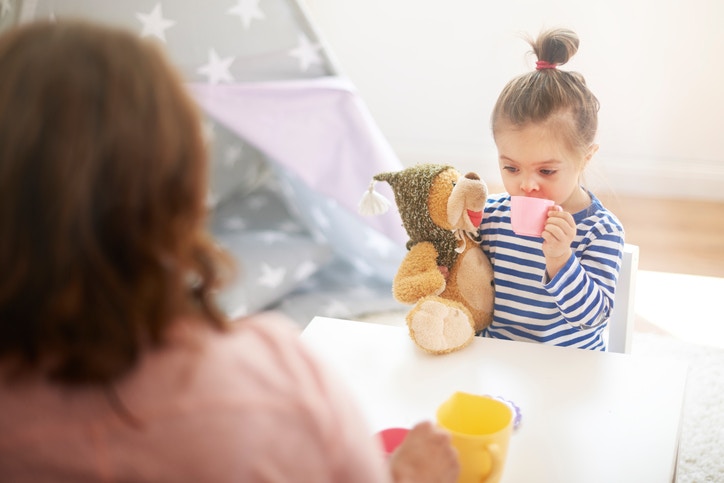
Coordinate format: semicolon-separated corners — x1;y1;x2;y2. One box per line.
479;28;624;350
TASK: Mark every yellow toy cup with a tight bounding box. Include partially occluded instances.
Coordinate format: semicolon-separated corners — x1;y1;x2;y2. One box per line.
436;392;514;483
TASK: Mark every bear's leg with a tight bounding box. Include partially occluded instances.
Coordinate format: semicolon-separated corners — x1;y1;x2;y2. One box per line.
406;296;475;354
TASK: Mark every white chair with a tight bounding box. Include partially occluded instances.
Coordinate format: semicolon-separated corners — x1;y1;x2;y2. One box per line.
607;243;640;354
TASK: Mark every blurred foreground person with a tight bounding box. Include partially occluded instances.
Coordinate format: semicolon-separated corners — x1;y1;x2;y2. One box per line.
0;20;458;483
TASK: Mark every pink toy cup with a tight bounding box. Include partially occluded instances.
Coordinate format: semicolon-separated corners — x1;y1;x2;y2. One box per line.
376;427;409;456
510;196;555;237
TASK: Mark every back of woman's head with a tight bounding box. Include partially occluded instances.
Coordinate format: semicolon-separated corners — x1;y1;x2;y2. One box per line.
0;20;229;384
492;28;600;156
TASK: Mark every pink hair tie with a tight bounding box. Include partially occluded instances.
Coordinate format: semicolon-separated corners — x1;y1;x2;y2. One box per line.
536;60;557;70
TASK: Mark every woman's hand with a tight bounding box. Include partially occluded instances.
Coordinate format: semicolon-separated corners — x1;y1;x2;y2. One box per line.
542;207;576;278
388;421;459;483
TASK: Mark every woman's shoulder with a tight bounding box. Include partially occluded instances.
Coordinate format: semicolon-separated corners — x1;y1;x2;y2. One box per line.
144;312;315;397
178;312;307;367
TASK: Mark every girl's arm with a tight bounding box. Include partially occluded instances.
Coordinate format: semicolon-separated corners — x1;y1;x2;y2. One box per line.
544;230;624;329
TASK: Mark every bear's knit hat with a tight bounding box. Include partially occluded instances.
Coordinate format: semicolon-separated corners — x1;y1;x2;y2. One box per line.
362;164;459;268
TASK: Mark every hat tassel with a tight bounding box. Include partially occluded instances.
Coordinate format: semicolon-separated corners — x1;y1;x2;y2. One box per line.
358;180;391;216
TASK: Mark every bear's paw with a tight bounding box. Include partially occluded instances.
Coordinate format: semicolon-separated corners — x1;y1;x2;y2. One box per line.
406;296;475;354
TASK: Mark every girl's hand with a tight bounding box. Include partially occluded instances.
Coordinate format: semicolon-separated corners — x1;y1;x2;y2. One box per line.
541;206;575;278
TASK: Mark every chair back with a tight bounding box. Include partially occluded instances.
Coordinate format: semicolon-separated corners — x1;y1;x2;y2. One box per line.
607;244;639;354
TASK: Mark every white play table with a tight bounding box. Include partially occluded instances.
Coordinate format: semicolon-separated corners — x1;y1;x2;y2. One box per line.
301;316;688;483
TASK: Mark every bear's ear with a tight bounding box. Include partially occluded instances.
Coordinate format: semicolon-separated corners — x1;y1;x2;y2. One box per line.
358;180;391;216
446;174;469;228
446;173;488;230
446;188;466;227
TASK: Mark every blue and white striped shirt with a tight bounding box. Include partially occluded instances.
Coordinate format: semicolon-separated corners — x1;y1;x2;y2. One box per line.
479;192;624;350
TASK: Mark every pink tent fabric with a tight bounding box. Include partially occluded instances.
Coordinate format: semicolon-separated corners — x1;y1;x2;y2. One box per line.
190;77;407;245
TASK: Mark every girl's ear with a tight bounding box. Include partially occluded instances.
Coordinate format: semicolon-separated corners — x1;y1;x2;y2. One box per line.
585;144;600;162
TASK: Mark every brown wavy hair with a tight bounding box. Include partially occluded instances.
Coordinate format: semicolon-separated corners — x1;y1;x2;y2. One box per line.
492;28;600;159
0;20;231;385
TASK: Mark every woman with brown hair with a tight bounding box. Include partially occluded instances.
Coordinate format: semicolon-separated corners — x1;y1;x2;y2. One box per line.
0;20;458;482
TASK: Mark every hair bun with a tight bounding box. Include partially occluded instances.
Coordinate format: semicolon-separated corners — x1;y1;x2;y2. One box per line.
530;28;579;67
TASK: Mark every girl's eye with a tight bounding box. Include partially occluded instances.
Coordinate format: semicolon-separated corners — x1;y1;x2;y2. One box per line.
502;166;518;173
540;169;557;176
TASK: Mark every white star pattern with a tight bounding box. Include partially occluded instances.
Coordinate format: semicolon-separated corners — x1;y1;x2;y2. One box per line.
227;0;265;30
258;263;286;288
0;0;12;18
223;144;243;167
294;261;319;281
229;304;249;319
205;192;220;209
197;48;235;84
136;3;176;43
288;34;323;72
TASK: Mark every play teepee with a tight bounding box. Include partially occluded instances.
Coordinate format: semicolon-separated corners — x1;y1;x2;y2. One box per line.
1;0;408;326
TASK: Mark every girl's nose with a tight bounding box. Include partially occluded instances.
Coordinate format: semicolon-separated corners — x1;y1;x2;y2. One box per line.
520;176;538;193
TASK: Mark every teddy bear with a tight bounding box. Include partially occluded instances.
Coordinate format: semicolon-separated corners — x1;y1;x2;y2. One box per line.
359;164;495;354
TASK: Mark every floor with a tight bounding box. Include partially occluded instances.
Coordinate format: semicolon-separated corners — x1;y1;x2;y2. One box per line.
596;193;724;278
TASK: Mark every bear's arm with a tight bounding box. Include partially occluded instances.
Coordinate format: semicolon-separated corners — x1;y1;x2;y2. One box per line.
392;242;446;304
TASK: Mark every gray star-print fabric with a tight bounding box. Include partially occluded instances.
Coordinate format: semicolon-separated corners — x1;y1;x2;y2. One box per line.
2;0;409;327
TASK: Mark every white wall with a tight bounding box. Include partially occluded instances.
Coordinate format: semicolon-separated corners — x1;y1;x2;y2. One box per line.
304;0;724;200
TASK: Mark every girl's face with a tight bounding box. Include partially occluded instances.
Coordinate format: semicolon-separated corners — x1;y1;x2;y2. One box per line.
494;121;596;213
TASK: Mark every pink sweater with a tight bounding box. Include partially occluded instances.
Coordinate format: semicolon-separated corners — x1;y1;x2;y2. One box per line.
0;312;390;482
